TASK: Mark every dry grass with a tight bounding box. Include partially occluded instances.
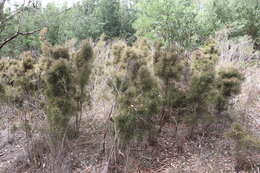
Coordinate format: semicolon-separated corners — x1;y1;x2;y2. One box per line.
231;67;260;136
214;28;260;136
215;28;258;70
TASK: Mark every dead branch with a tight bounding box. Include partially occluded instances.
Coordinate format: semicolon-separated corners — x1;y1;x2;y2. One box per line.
0;29;41;49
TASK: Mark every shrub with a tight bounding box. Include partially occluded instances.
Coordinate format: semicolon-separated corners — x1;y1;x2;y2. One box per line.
191;41;219;73
153;42;188;127
185;71;217;126
226;123;260;172
20;52;35;72
0;56;39;105
109;40;161;143
153;42;183;84
216;67;244;111
184;41;244;127
72;40;95;133
45;59;75;136
50;46;70;60
109;39;245;143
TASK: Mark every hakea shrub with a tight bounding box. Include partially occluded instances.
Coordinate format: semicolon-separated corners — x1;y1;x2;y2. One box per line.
183;42;219;126
153;42;188;127
41;31;95;136
108;40;161;143
42;34;95;136
0;53;40;105
185;41;244;128
45;59;75;136
72;40;95;134
108;39;245;143
215;67;244;111
0;29;95;138
226;123;260;172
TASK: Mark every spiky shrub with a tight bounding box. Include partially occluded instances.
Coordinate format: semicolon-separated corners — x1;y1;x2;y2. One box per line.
191;41;219;73
50;46;70;60
72;40;94;134
45;59;75;136
16;52;39;95
185;41;244;127
186;42;219;126
153;42;183;84
153;42;188;126
185;71;217;126
0;57;33;105
39;27;69;60
226;123;260;172
216;67;244;111
109;40;161;143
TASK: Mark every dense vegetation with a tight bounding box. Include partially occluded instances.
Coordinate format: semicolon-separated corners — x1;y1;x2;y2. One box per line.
0;0;259;172
0;0;259;57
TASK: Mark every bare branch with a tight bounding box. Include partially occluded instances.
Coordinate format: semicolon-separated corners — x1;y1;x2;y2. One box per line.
0;29;41;50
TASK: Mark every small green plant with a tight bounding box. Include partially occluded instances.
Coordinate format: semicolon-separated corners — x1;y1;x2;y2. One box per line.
226;123;260;172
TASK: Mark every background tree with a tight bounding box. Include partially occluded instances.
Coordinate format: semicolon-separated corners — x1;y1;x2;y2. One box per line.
134;0;199;48
0;0;41;56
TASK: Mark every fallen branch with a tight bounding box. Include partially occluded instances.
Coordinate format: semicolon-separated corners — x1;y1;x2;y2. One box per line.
0;29;41;50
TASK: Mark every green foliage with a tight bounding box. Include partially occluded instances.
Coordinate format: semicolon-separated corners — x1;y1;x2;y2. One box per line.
45;59;75;135
46;60;72;97
109;39;245;143
153;43;183;84
191;41;219;73
226;123;260;171
216;68;244;111
198;0;260;46
152;42;189;126
134;0;199;47
0;0;259;58
75;40;94;69
0;28;95;137
50;46;70;60
109;40;161;143
0;40;94;140
185;71;217;125
72;40;95;134
96;0;121;38
20;52;35;72
0;83;5;99
184;42;244;126
73;40;94;104
0;52;42;105
217;68;244;97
